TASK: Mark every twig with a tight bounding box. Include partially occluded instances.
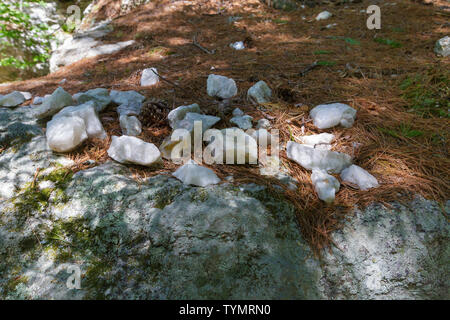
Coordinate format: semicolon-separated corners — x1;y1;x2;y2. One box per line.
150;69;184;90
299;61;318;77
192;33;216;55
31;167;40;189
149;69;211;104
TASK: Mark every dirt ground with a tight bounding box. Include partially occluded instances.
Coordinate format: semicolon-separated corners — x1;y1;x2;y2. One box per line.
1;0;448;254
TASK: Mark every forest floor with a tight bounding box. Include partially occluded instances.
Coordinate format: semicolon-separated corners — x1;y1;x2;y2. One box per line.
0;0;448;252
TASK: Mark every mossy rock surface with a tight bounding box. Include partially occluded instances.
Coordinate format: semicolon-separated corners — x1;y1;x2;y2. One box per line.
1;161;448;299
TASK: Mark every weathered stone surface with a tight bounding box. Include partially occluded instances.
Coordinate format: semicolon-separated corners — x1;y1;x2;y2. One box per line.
256;118;271;129
230;115;253;130
119;115;142;136
207;74;237;99
340;164;379;190
107;135;162;166
286;141;351;173
110;90;145;106
316;11;332;21
33;87;74;119
73;88;111;112
434;36;450;57
300;133;335;147
117;102;142;117
0;107;42;151
168;104;201;129
311;169;340;204
321;197;449;299
0;135;73;199
1;160;447;299
172;160;220;187
232;108;244;117
46;116;88;153
230;41;245;50
310;103;357;129
247;81;272;104
53;101;107;140
140;67;160;86
0;91;26;107
33;96;44;105
173;112;221;133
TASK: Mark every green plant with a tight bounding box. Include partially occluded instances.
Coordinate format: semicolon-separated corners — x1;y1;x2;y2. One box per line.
344;37;360;45
400;70;450;118
379;124;424;139
317;60;336;66
272;18;289;24
0;0;53;69
374;37;402;48
313;50;333;55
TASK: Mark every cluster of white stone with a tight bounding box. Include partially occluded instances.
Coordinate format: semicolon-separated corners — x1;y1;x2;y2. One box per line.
2;70;380;197
286;102;379;203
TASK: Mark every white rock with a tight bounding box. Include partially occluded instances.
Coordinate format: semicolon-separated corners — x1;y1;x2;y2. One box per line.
172;160;220;187
33;87;74;118
33;96;44;105
316;11;332;21
119;115;142;136
434;36;450;57
46;116;88;152
53;101;107;139
230;115;253;130
340;165;379;190
107;135;162;166
174;112;221;133
311;169;340;204
256;118;271;129
20;92;32;100
300;133;335;147
207;74;237;99
232;108;244;117
250;128;272;145
167;103;201;128
326;23;337;29
73;88;111;112
248;81;272;104
140;67;160;86
110;90;145;106
206;128;258;164
286;141;351;173
230;41;245;50
0;91;26;107
310;103;357;129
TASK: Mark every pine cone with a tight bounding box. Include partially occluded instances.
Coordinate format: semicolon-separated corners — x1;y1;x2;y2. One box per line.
139;99;170;127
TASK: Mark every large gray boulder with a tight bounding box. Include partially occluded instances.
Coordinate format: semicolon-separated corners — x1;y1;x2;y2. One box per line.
0;159;448;299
